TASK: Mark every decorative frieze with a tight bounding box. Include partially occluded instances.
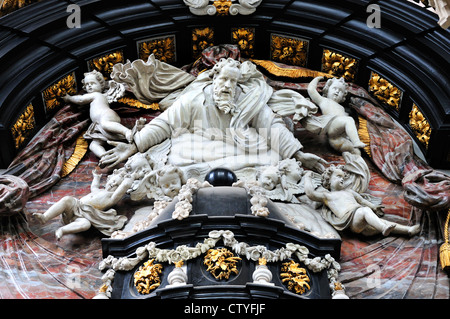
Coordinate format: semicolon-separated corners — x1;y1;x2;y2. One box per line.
368;72;403;111
321;49;358;82
41;72;77;113
138;36;176;64
409;104;432;148
270;34;309;67
11;103;35;149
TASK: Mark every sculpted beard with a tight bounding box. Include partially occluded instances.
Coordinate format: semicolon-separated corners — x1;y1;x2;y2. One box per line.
213;86;236;114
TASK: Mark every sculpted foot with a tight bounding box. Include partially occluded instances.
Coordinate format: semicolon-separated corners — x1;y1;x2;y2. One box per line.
408;224;420;236
33;213;47;224
382;224;395;236
55;228;64;241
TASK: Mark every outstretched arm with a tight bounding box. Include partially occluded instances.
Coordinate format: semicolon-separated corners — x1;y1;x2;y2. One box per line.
304;171;328;203
90;167;103;192
62;92;96;105
109;175;135;204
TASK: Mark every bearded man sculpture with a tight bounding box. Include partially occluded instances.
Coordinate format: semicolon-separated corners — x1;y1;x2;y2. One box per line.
100;58;327;176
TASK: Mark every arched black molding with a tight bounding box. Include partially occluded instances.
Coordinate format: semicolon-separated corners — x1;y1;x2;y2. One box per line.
0;0;449;168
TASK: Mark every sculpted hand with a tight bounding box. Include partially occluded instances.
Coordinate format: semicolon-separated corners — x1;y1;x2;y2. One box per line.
99;141;137;168
294;150;328;173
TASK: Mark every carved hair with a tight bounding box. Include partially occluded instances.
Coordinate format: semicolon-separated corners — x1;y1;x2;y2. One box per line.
321;164;347;189
322;77;348;101
210;58;242;79
278;158;301;174
82;70;107;91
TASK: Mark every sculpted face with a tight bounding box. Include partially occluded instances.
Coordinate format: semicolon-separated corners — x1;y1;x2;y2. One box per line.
212;65;240;114
83;74;103;93
325;82;346;103
329;168;350;191
260;168;279;190
159;172;182;198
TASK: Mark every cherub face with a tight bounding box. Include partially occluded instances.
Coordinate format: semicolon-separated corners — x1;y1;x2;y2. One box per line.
260;170;279;191
329;168;350;191
158;172;182;198
124;156;150;179
326;82;346;103
83;74;103;93
105;173;123;191
284;161;303;182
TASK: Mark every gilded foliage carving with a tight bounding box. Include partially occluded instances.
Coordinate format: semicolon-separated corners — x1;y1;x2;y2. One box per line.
42;73;77;113
232;28;255;58
11;103;35;149
192;27;214;58
139;36;176;64
0;0;41;17
368;72;403;110
322;49;358;82
270;34;308;67
409;104;432;148
280;260;311;295
88;51;124;79
204;248;241;280
134;259;163;294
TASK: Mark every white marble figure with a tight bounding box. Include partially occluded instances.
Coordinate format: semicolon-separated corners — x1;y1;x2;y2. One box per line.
33;167;130;240
100;58;328;177
303;169;420;237
305;76;366;155
62;70;132;158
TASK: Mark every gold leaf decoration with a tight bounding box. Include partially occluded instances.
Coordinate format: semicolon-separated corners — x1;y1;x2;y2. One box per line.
213;0;232;15
42;73;77;113
192;27;214;59
368;72;403;110
270;34;309;67
0;0;41;17
409;104;432;148
204;248;241;280
138;36;176;64
280;260;311;295
116;97;160;110
61;132;88;177
88;50;124;80
321;49;358;82
134;259;163;294
232;27;255;58
11;103;35;149
250;59;332;79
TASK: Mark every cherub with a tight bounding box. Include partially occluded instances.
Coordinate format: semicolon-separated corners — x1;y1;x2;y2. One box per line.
33;167;131;240
304;168;420;237
155;164;186;200
306;76;366;155
62;70;132;158
278;158;304;202
257;165;280;191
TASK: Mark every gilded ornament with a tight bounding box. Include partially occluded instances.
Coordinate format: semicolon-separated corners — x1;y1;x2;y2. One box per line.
42;73;77;113
368;72;403;110
192;27;214;58
321;49;358;82
88;51;124;79
0;0;41;17
213;0;232;15
139;36;176;64
409;104;432;148
204;248;241;280
134;259;163;294
232;28;255;58
280;260;311;294
270;34;308;67
61;132;88;177
11;103;35;149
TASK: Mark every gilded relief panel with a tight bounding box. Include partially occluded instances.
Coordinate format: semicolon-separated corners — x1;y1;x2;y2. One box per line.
368;72;403;111
88;50;125;79
409;104;432;148
138;36;176;64
192;27;215;59
42;72;77;113
231;27;255;58
270;34;309;67
321;49;358;82
11;103;35;149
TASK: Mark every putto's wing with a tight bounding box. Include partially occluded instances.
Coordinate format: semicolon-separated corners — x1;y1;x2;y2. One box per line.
145;139;171;170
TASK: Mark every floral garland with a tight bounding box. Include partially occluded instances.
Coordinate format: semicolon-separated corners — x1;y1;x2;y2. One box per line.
95;230;344;298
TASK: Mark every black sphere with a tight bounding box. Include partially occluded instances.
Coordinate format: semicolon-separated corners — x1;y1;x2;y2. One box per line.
204;168;237;187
